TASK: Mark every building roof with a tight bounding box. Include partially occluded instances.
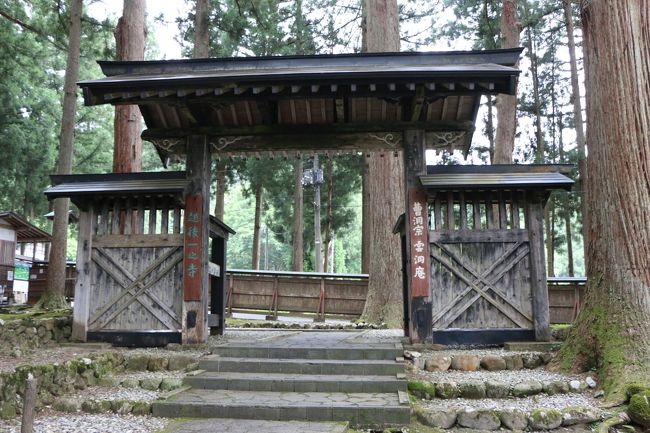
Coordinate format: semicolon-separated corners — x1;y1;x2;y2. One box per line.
420;164;574;190
45;172;189;208
77;49;523;160
0;212;51;242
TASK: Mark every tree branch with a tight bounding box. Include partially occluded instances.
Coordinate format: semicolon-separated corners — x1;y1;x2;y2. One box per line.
0;8;67;51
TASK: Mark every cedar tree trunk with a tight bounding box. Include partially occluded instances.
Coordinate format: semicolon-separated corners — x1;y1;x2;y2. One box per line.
323;158;333;273
251;184;263;270
214;160;226;219
194;0;209;58
41;0;83;309
560;0;650;402
113;0;145;173
359;0;405;328
292;158;304;271
493;0;519;164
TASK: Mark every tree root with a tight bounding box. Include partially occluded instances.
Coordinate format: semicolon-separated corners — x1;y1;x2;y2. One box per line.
598;412;631;433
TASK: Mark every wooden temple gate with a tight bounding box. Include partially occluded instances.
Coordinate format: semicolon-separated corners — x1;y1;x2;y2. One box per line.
46;172;233;346
69;48;533;344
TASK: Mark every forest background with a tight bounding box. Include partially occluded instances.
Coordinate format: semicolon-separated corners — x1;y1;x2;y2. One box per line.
0;0;585;277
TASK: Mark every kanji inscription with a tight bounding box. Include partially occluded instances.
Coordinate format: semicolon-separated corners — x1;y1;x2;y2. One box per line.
183;194;203;301
409;189;430;297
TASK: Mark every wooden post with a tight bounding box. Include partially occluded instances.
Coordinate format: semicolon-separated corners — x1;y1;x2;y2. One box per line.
21;374;37;433
403;129;432;343
526;193;551;341
71;207;94;341
182;135;211;344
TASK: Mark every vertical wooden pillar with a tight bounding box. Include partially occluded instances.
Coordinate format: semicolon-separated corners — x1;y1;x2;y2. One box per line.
210;236;227;335
526;193;551;341
403;129;432;343
71;206;94;341
183;135;211;344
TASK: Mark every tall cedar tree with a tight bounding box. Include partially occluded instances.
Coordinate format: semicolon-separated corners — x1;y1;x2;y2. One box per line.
560;0;650;402
360;0;405;328
493;0;519;163
41;0;83;309
113;0;146;173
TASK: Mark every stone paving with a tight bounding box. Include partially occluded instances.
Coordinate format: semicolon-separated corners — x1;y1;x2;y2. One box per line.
163;418;348;433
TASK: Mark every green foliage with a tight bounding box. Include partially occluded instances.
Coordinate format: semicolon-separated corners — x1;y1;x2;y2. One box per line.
0;0;115;242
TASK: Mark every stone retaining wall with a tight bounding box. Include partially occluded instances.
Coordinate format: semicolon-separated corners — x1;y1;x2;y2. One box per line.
0;316;72;355
0;351;198;419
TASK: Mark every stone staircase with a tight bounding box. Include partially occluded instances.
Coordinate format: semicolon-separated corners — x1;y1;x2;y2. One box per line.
152;332;411;430
405;346;606;431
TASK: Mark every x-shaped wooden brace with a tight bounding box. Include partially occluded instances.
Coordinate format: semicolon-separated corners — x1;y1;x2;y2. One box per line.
431;240;533;329
88;246;184;331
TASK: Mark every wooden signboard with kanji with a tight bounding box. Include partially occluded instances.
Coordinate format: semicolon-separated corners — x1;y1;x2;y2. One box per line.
183;194;203;301
408;189;430;298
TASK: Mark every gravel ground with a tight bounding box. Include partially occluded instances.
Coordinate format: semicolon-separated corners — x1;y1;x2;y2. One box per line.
420;393;602;412
67;385;161;402
0;410;168;433
411;368;580;383
217;329;299;343
111;371;185;382
347;329;404;343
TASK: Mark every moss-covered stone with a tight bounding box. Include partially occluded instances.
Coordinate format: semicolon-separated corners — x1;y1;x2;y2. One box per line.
500;409;528;430
529;409;563;430
81;399;111;414
147;356;169;372
131;401;151;416
160;378;184;391
561;406;602;426
458;381;486;399
120;378;140;388
435;382;459;399
485;380;510;398
626;383;650;400
628;391;650;427
408;380;436;399
110;399;134;415
126;354;150;371
414;406;457;429
457;409;501;430
512;380;543;397
52;397;80;413
140;377;163;391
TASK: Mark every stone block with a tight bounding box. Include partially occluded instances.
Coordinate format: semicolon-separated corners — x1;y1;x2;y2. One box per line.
480;355;506;371
416;408;457;429
504;355;524;370
425;355;451;372
459;381;486;399
562;407;602;426
126;355;150;371
485;380;510;398
140;377;163;391
111;400;134;415
168;355;195;371
435;382;459;399
160;378;184;391
451;355;480;371
147;356;169;372
512;381;543;397
500;409;529;430
131;401;152;416
522;353;543;369
543;380;569;395
529;409;563;430
52;397;81;413
457;409;501;430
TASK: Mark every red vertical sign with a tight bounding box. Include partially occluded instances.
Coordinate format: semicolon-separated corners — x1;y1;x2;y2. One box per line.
183;194;203;301
409;189;430;298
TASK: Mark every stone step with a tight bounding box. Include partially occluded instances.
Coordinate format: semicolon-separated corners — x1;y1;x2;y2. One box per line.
211;344;402;361
152;389;410;429
199;356;404;376
185;371;407;393
162;418;349;433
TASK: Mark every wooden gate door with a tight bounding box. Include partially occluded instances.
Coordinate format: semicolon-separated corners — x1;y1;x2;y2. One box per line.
84;199;185;345
429;191;538;344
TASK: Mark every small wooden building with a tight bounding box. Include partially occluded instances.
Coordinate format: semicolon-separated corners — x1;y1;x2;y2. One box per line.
0;212;51;304
396;165;573;344
45;172;233;346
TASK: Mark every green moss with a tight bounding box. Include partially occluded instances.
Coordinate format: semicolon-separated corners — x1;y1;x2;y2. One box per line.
626;383;650;399
628;391;650;427
408;380;436;399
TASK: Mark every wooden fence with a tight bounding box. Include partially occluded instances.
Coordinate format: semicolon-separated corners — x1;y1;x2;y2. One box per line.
225;270;587;324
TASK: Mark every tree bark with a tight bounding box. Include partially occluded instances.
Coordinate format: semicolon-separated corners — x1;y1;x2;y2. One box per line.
194;0;210;58
486;95;495;163
361;157;370;273
323;158;333;273
41;0;83;309
524;6;545;163
251;184;263;270
359;0;405;328
292;158;304;271
313;155;323;273
113;0;145;173
563;0;587;265
561;0;650;402
493;0;519;164
544;199;555;277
